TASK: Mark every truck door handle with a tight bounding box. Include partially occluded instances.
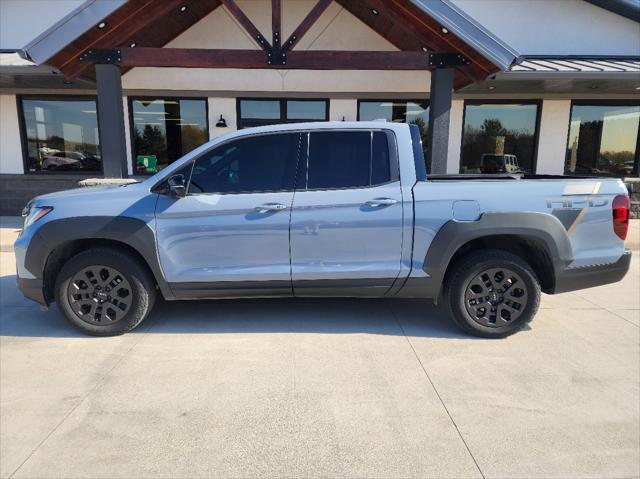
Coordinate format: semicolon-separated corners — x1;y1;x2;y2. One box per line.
364;198;398;207
254;203;288;212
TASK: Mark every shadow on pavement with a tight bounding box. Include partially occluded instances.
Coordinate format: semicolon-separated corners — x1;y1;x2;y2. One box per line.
1;274;470;340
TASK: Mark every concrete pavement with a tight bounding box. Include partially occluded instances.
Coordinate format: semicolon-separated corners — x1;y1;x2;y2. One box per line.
1;248;638;478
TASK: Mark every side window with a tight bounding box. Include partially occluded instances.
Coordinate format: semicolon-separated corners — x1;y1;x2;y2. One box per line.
306;131;392;190
371;131;390;185
188;133;300;194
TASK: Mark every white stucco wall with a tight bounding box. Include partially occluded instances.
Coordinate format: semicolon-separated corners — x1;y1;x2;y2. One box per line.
208;98;238;138
535;100;572;175
447;100;465;174
452;0;640;56
122;1;430;93
0;95;23;174
329;99;357;122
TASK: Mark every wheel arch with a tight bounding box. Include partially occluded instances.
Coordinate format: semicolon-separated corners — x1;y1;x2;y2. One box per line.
424;212;574;298
25;216;173;303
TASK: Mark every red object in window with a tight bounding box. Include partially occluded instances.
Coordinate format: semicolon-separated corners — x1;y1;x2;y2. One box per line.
612;195;630;240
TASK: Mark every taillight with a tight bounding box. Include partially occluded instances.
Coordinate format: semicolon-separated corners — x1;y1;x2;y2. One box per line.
612;194;630;240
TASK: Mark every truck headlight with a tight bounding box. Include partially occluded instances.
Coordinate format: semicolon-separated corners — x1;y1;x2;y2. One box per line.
22;205;53;229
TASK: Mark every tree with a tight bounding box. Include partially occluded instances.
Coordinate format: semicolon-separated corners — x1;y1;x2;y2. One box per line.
481;118;507;137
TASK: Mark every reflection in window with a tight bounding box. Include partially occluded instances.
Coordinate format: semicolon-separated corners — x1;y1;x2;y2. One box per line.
237;99;328;128
565;104;639;176
287;101;327;120
131;98;208;173
20;97;101;172
358;100;429;163
307;131;390;189
239;100;281;120
460;103;539;174
188;133;300;194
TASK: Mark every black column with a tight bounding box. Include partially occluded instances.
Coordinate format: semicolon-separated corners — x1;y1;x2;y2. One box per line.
426;68;454;175
95;64;127;178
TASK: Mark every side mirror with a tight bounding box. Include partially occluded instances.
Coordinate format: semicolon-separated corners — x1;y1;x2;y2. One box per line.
168;174;186;198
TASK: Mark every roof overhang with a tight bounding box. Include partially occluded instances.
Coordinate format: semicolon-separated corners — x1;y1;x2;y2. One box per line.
17;0;517;89
584;0;640;23
410;0;517;71
460;56;640;94
23;0;127;65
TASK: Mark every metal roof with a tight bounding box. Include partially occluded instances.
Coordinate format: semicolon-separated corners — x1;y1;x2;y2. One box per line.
411;0;518;71
584;0;640;23
459;55;640;94
506;56;640;80
23;0;126;65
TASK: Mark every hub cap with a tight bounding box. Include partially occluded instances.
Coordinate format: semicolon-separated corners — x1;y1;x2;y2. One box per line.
464;267;528;328
67;266;132;325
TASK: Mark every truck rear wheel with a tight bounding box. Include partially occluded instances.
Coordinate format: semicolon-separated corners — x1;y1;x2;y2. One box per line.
55;247;156;336
444;249;541;338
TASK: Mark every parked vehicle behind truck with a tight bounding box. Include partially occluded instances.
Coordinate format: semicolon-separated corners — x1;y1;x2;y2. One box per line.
15;122;631;338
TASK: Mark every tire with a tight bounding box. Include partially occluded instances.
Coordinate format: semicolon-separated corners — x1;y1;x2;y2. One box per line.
55;247;156;336
444;249;541;338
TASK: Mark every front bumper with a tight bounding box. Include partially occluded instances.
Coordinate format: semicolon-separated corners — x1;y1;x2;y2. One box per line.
16;277;47;306
553;250;632;294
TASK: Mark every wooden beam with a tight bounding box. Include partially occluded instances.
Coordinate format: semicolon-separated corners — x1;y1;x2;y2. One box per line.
272;0;281;47
221;0;271;50
119;47;432;70
283;0;332;51
60;0;186;79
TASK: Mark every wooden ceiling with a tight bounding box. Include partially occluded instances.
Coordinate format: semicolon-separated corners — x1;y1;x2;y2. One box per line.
46;0;499;88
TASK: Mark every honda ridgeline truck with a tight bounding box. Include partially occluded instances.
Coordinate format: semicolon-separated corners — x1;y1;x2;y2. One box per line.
15;122;632;338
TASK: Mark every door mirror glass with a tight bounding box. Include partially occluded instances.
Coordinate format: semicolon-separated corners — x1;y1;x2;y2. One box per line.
168;174;186;197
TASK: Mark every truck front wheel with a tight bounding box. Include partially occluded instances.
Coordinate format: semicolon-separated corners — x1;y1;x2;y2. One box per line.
55;247;156;336
444;249;541;338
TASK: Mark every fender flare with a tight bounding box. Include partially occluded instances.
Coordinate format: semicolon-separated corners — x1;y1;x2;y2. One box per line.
25;216;173;299
422;212;574;296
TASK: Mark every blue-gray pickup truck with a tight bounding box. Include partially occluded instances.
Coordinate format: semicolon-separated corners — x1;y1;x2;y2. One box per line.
15;121;632;337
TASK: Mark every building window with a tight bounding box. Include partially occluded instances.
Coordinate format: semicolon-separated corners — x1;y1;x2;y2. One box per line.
237;98;328;129
358;100;429;164
130;97;208;174
460;101;540;174
19;96;101;173
565;103;639;177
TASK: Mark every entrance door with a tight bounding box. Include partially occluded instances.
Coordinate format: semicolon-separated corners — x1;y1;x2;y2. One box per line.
155;132;302;297
290;129;404;296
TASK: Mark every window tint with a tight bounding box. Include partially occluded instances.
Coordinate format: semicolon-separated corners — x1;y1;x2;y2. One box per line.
20;97;101;173
130;98;208;173
239;100;280;120
371;132;390;185
460;102;539;174
565;103;639;176
237;99;328;129
287;101;327;120
358;100;429;164
188;133;300;194
307;131;391;189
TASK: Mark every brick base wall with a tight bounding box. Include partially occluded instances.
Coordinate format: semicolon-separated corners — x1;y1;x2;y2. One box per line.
0;174;90;215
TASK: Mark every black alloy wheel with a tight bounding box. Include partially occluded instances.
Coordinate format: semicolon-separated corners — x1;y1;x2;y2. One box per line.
67;265;133;325
444;249;541;338
56;248;156;336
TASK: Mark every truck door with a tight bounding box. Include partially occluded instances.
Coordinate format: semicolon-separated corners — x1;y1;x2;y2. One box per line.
154;132;301;296
290;130;403;296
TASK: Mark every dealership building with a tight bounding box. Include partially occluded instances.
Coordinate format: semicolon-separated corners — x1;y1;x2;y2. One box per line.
0;0;638;215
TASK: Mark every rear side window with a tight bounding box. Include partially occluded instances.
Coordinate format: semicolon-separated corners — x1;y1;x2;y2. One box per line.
188;133;300;194
306;131;392;189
